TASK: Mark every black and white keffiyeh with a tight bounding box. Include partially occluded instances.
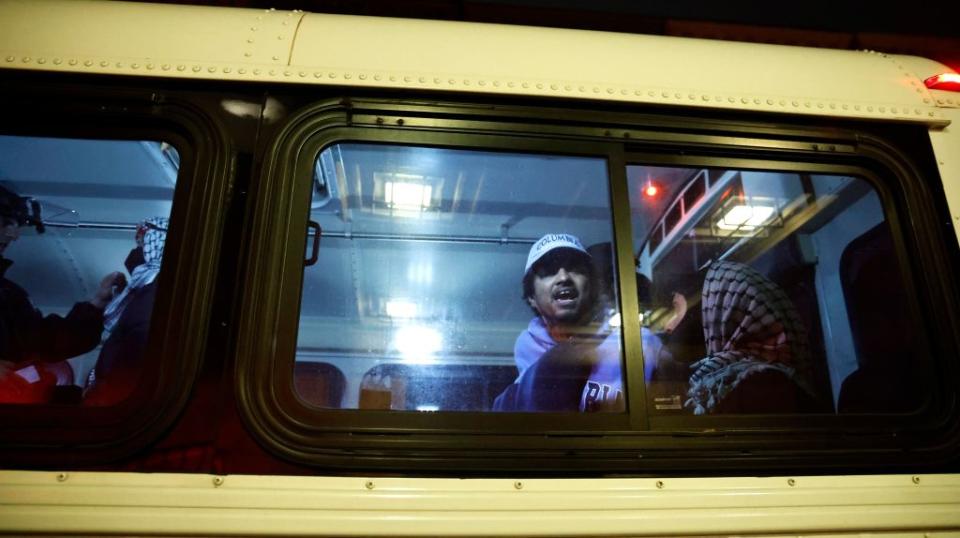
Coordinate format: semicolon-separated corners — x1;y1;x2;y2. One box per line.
102;217;167;335
685;261;817;415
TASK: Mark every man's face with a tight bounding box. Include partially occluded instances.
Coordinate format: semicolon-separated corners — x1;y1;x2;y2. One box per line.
0;219;20;256
527;250;593;327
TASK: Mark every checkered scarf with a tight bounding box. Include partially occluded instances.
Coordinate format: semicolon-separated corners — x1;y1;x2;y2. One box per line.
685;261;817;414
102;217;167;335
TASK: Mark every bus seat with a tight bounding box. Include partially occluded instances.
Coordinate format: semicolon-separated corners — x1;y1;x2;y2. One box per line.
359;363;518;411
837;224;922;413
359;364;408;410
293;361;346;409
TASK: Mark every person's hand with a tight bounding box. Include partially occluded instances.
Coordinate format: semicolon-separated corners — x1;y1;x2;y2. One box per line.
663;292;688;334
91;271;127;309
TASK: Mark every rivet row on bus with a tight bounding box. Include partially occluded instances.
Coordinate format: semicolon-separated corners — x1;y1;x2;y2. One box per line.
4;55;945;121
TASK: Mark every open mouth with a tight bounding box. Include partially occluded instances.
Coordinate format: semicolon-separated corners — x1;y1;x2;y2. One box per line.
552;286;580;306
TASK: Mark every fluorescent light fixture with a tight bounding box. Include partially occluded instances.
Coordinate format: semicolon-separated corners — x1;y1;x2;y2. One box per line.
716;204;776;231
386;299;417;318
406;261;434;285
416;405;440;412
393;325;442;362
384;181;432;211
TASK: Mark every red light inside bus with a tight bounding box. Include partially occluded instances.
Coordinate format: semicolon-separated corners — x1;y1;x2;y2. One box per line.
924;73;960;91
643;182;659;199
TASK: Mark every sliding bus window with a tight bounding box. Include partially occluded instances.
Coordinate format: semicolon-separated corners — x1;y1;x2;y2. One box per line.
629;166;925;415
0;135;177;407
296;143;626;413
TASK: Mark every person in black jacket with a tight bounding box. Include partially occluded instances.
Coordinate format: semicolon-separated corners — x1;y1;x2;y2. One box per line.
0;184;124;402
83;217;167;406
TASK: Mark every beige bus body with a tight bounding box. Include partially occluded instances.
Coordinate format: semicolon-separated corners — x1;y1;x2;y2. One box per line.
1;0;958;243
0;471;958;537
1;0;959;536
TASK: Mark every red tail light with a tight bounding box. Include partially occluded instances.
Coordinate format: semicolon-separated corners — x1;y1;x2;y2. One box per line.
924;73;960;92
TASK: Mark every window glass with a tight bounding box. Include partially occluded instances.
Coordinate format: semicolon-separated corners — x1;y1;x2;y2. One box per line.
297;143;624;412
0;135;177;406
629;166;925;415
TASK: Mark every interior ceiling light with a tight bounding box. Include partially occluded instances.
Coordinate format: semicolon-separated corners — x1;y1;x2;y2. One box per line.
716;204;776;231
384;181;432;211
643;181;660;199
386;299;418;318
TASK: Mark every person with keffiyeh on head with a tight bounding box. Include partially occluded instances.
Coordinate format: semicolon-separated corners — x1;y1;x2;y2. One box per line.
685;260;824;415
83;217;167;406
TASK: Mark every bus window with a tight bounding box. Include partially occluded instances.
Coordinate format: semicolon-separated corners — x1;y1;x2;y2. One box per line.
296;143;624;412
630;166;925;415
0;136;177;406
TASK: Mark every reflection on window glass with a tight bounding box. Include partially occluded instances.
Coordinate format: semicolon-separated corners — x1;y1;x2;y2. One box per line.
629;166;924;415
0;136;177;406
297;144;623;412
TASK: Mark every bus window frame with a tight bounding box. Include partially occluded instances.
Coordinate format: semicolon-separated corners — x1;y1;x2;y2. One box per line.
241;125;647;434
0;78;234;465
625;153;943;432
237;96;960;474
